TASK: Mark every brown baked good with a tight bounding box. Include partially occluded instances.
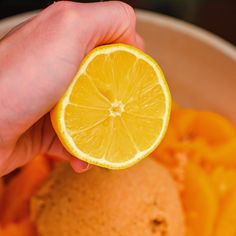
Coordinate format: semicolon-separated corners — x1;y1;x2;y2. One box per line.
31;158;185;236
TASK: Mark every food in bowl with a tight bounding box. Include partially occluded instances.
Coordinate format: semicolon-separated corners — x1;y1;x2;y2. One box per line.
0;103;236;236
0;8;235;236
31;159;184;236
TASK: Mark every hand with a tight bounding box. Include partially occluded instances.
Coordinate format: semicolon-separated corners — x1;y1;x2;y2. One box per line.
0;1;144;176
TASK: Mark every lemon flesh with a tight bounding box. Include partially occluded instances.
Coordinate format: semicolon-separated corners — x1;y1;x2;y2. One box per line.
51;44;171;169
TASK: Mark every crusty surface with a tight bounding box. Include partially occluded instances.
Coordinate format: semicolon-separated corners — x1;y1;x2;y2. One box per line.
31;158;185;236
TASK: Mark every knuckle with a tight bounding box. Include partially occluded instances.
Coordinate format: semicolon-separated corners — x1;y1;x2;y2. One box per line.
49;1;80;25
51;1;71;12
116;1;136;27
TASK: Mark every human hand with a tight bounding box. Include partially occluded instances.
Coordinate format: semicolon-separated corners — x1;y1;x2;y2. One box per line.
0;1;144;176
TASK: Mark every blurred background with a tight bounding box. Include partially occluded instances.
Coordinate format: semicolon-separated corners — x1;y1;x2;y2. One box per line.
0;0;235;45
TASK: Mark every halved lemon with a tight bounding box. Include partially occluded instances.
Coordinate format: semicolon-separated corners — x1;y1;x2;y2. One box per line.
51;44;171;169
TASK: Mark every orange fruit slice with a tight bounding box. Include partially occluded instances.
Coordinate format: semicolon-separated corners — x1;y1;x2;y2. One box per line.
210;167;236;199
215;190;236;236
51;44;171;169
0;177;4;200
0;156;50;224
205;139;236;165
183;162;218;236
0;218;36;236
175;110;236;144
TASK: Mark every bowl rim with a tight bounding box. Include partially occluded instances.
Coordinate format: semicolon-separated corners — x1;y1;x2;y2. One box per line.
0;9;235;61
136;9;236;60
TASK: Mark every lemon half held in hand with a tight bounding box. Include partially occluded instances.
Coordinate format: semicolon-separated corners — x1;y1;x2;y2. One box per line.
51;44;171;169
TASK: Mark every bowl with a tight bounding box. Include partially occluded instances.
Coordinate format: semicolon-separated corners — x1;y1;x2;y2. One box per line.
0;10;236;235
0;10;235;123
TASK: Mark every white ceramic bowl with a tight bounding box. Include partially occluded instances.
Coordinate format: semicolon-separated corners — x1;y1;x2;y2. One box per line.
0;10;235;123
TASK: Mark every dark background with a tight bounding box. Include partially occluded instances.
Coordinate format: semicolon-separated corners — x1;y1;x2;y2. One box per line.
0;0;235;45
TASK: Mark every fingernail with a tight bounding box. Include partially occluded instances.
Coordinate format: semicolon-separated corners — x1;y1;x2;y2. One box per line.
78;162;90;173
70;158;90;173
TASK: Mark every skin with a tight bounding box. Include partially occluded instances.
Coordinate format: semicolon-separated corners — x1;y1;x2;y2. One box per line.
0;1;144;176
